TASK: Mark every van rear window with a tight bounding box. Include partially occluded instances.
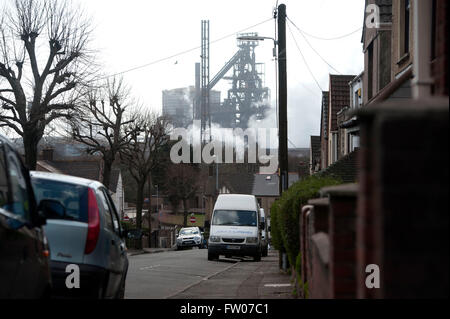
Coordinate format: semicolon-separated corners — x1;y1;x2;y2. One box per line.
31;178;88;222
212;210;257;227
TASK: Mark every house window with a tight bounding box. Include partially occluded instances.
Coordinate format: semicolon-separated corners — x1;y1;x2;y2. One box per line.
400;0;411;56
332;133;338;164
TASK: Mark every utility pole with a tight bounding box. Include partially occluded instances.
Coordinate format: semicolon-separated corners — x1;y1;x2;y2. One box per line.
278;4;289;196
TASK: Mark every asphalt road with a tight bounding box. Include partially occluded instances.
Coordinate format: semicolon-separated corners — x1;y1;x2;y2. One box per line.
125;248;240;299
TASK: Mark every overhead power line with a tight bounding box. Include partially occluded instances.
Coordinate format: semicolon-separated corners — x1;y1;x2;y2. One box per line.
94;18;273;82
287;17;342;75
287;17;363;41
287;22;323;92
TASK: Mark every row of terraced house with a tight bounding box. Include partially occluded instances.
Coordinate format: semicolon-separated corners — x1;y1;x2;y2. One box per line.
305;0;448;298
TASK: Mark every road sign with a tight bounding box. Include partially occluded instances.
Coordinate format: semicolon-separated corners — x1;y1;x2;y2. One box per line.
190;215;196;224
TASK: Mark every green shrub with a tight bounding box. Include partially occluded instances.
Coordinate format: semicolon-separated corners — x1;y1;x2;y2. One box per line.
270;200;284;252
295;252;302;279
304;281;309;299
270;175;341;267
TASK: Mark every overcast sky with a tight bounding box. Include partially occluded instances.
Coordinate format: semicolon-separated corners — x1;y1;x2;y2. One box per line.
77;0;365;148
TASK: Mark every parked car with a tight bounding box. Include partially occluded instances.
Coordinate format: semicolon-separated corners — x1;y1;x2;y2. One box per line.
208;194;264;261
176;227;205;250
0;134;58;299
30;171;129;299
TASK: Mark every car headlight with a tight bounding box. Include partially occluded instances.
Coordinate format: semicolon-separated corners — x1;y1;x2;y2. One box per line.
246;237;258;244
209;236;221;242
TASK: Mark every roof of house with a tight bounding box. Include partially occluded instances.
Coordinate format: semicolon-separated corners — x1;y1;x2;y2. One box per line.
310;136;321;166
320;91;329;140
329;75;356;132
317;150;359;183
252;173;300;197
205;171;255;196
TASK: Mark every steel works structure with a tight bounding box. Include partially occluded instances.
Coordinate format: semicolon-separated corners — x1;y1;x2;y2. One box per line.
196;22;270;142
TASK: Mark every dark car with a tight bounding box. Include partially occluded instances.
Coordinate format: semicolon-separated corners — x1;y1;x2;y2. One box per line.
0;134;58;299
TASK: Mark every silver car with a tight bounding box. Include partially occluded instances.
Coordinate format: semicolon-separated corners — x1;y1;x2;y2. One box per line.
30;171;128;299
176;227;205;250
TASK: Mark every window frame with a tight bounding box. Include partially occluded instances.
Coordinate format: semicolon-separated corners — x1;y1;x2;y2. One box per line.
100;187;122;236
3;145;32;222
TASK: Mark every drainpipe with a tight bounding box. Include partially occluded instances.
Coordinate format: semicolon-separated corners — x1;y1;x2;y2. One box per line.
412;0;434;99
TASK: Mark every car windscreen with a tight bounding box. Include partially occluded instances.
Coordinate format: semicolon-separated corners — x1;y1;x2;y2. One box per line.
212;210;257;227
31;178;88;222
180;229;199;235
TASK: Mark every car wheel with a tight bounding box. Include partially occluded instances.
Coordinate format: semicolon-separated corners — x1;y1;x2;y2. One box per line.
254;252;261;262
116;278;126;299
40;285;52;299
92;273;107;299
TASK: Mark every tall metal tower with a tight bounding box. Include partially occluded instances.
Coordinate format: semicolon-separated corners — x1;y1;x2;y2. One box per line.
223;33;270;128
206;33;270;129
201;20;211;143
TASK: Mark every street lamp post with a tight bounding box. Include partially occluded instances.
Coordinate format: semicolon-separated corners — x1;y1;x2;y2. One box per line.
236;3;288;196
212;155;219;194
277;4;289;196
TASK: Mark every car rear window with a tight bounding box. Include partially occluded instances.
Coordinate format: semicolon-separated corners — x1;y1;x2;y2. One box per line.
31;178;88;222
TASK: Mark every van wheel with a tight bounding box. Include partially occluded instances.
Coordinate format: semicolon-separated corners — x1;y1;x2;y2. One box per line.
208;251;218;261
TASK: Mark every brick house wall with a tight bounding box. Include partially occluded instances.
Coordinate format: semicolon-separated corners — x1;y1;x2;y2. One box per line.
357;98;448;298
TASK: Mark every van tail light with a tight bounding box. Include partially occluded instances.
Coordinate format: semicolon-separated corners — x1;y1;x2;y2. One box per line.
85;188;100;254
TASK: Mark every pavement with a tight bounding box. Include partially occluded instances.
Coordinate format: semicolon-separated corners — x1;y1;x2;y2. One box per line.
125;247;294;299
169;249;294;299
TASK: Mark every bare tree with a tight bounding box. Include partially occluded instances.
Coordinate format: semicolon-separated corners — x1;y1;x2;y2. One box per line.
165;163;201;227
120;112;169;247
0;0;94;169
72;77;135;190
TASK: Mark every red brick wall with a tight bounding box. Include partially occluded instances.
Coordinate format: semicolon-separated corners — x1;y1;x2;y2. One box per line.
328;193;357;299
357;99;449;298
356;117;378;299
310;232;331;299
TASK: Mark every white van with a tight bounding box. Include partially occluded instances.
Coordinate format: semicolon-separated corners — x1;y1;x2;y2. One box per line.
208;194;264;261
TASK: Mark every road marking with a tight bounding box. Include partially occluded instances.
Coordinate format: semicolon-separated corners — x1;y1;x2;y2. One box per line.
264;283;292;287
140;265;161;271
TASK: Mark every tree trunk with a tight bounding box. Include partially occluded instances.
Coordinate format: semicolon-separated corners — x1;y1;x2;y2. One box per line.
102;158;113;190
135;182;145;250
183;199;188;227
23;132;40;170
147;175;152;248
